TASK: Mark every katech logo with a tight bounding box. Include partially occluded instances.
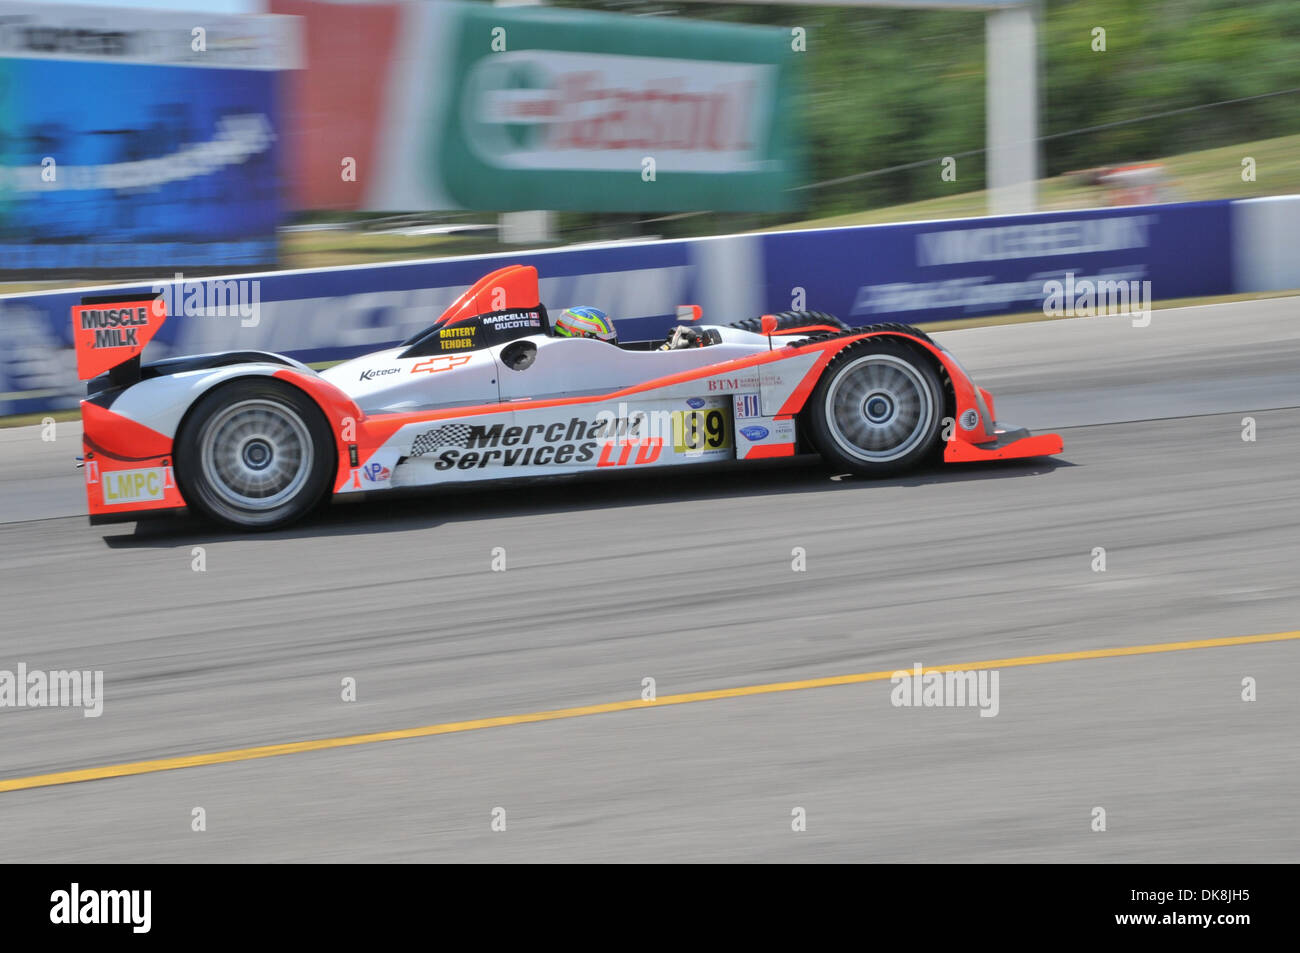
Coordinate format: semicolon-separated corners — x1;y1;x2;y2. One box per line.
359;367;399;381
740;425;769;441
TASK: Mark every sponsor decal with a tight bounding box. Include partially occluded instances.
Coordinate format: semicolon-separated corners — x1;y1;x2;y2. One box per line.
412;354;473;374
740;425;770;441
672;409;730;453
734;394;762;418
463;51;772;172
438;326;477;350
362;463;391;482
708;377;742;392
686;397;706;409
430;439;598;470
412;418;603;468
77;305;152;349
34;115;276;196
597;438;663;467
916;216;1153;268
480;310;541;331
70;296;167;379
959;409;979;431
409;413;688;470
101;467;166;505
409;424;475;456
359;367;399;381
8;27;131;59
0;4;292;71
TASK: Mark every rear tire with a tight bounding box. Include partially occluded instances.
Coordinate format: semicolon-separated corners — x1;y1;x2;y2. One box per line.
807;340;944;476
175;378;334;530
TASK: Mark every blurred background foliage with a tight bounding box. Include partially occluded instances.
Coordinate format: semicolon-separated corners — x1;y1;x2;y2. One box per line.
279;0;1300;265
548;0;1300;230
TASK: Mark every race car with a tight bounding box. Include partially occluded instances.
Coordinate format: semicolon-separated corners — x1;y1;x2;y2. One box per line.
74;264;1062;530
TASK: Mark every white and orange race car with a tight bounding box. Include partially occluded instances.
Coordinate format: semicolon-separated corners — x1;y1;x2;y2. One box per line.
74;264;1062;530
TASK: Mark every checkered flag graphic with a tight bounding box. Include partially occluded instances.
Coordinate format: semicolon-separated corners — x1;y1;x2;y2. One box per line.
409;424;473;457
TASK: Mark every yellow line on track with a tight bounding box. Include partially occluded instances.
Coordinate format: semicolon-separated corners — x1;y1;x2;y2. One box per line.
2;630;1296;795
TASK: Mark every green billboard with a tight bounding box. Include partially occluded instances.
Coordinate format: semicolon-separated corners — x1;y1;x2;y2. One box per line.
425;4;804;212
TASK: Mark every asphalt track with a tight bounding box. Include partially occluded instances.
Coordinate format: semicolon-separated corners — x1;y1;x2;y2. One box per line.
1;299;1297;862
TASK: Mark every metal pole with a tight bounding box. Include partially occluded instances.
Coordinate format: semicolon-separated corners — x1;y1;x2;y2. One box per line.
985;4;1038;215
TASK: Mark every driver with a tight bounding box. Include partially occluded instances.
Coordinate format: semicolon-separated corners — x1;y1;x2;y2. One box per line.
659;325;721;350
554;306;617;345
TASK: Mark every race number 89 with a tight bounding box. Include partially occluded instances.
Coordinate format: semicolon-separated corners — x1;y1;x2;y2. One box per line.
672;409;729;452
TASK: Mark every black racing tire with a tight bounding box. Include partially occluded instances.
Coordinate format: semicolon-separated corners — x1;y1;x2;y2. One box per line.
806;339;946;477
175;378;335;530
729;310;849;335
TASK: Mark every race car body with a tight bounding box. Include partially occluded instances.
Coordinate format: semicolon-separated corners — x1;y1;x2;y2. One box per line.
75;264;1063;529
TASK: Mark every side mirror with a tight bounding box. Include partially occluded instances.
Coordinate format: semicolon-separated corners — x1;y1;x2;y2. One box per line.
760;314;778;336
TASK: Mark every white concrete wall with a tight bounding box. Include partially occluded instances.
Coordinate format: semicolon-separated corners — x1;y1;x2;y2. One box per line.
1233;195;1300;293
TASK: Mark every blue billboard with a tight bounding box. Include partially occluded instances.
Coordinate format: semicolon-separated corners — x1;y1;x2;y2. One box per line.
0;199;1241;416
760;201;1235;323
0;55;285;274
0;0;295;278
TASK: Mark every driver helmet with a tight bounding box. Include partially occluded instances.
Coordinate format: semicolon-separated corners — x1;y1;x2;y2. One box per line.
554;306;617;345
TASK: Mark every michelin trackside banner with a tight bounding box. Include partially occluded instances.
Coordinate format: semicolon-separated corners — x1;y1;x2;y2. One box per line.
0;1;299;276
0;199;1254;417
763;200;1235;323
271;0;803;212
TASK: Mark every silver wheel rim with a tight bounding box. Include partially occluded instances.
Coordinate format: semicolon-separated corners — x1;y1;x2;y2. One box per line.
198;399;313;513
824;354;935;463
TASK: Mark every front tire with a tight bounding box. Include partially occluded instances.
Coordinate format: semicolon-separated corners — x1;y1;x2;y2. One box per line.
176;378;334;529
807;340;945;476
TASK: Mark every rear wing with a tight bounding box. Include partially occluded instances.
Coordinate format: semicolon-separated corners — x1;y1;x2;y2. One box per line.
71;293;167;385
